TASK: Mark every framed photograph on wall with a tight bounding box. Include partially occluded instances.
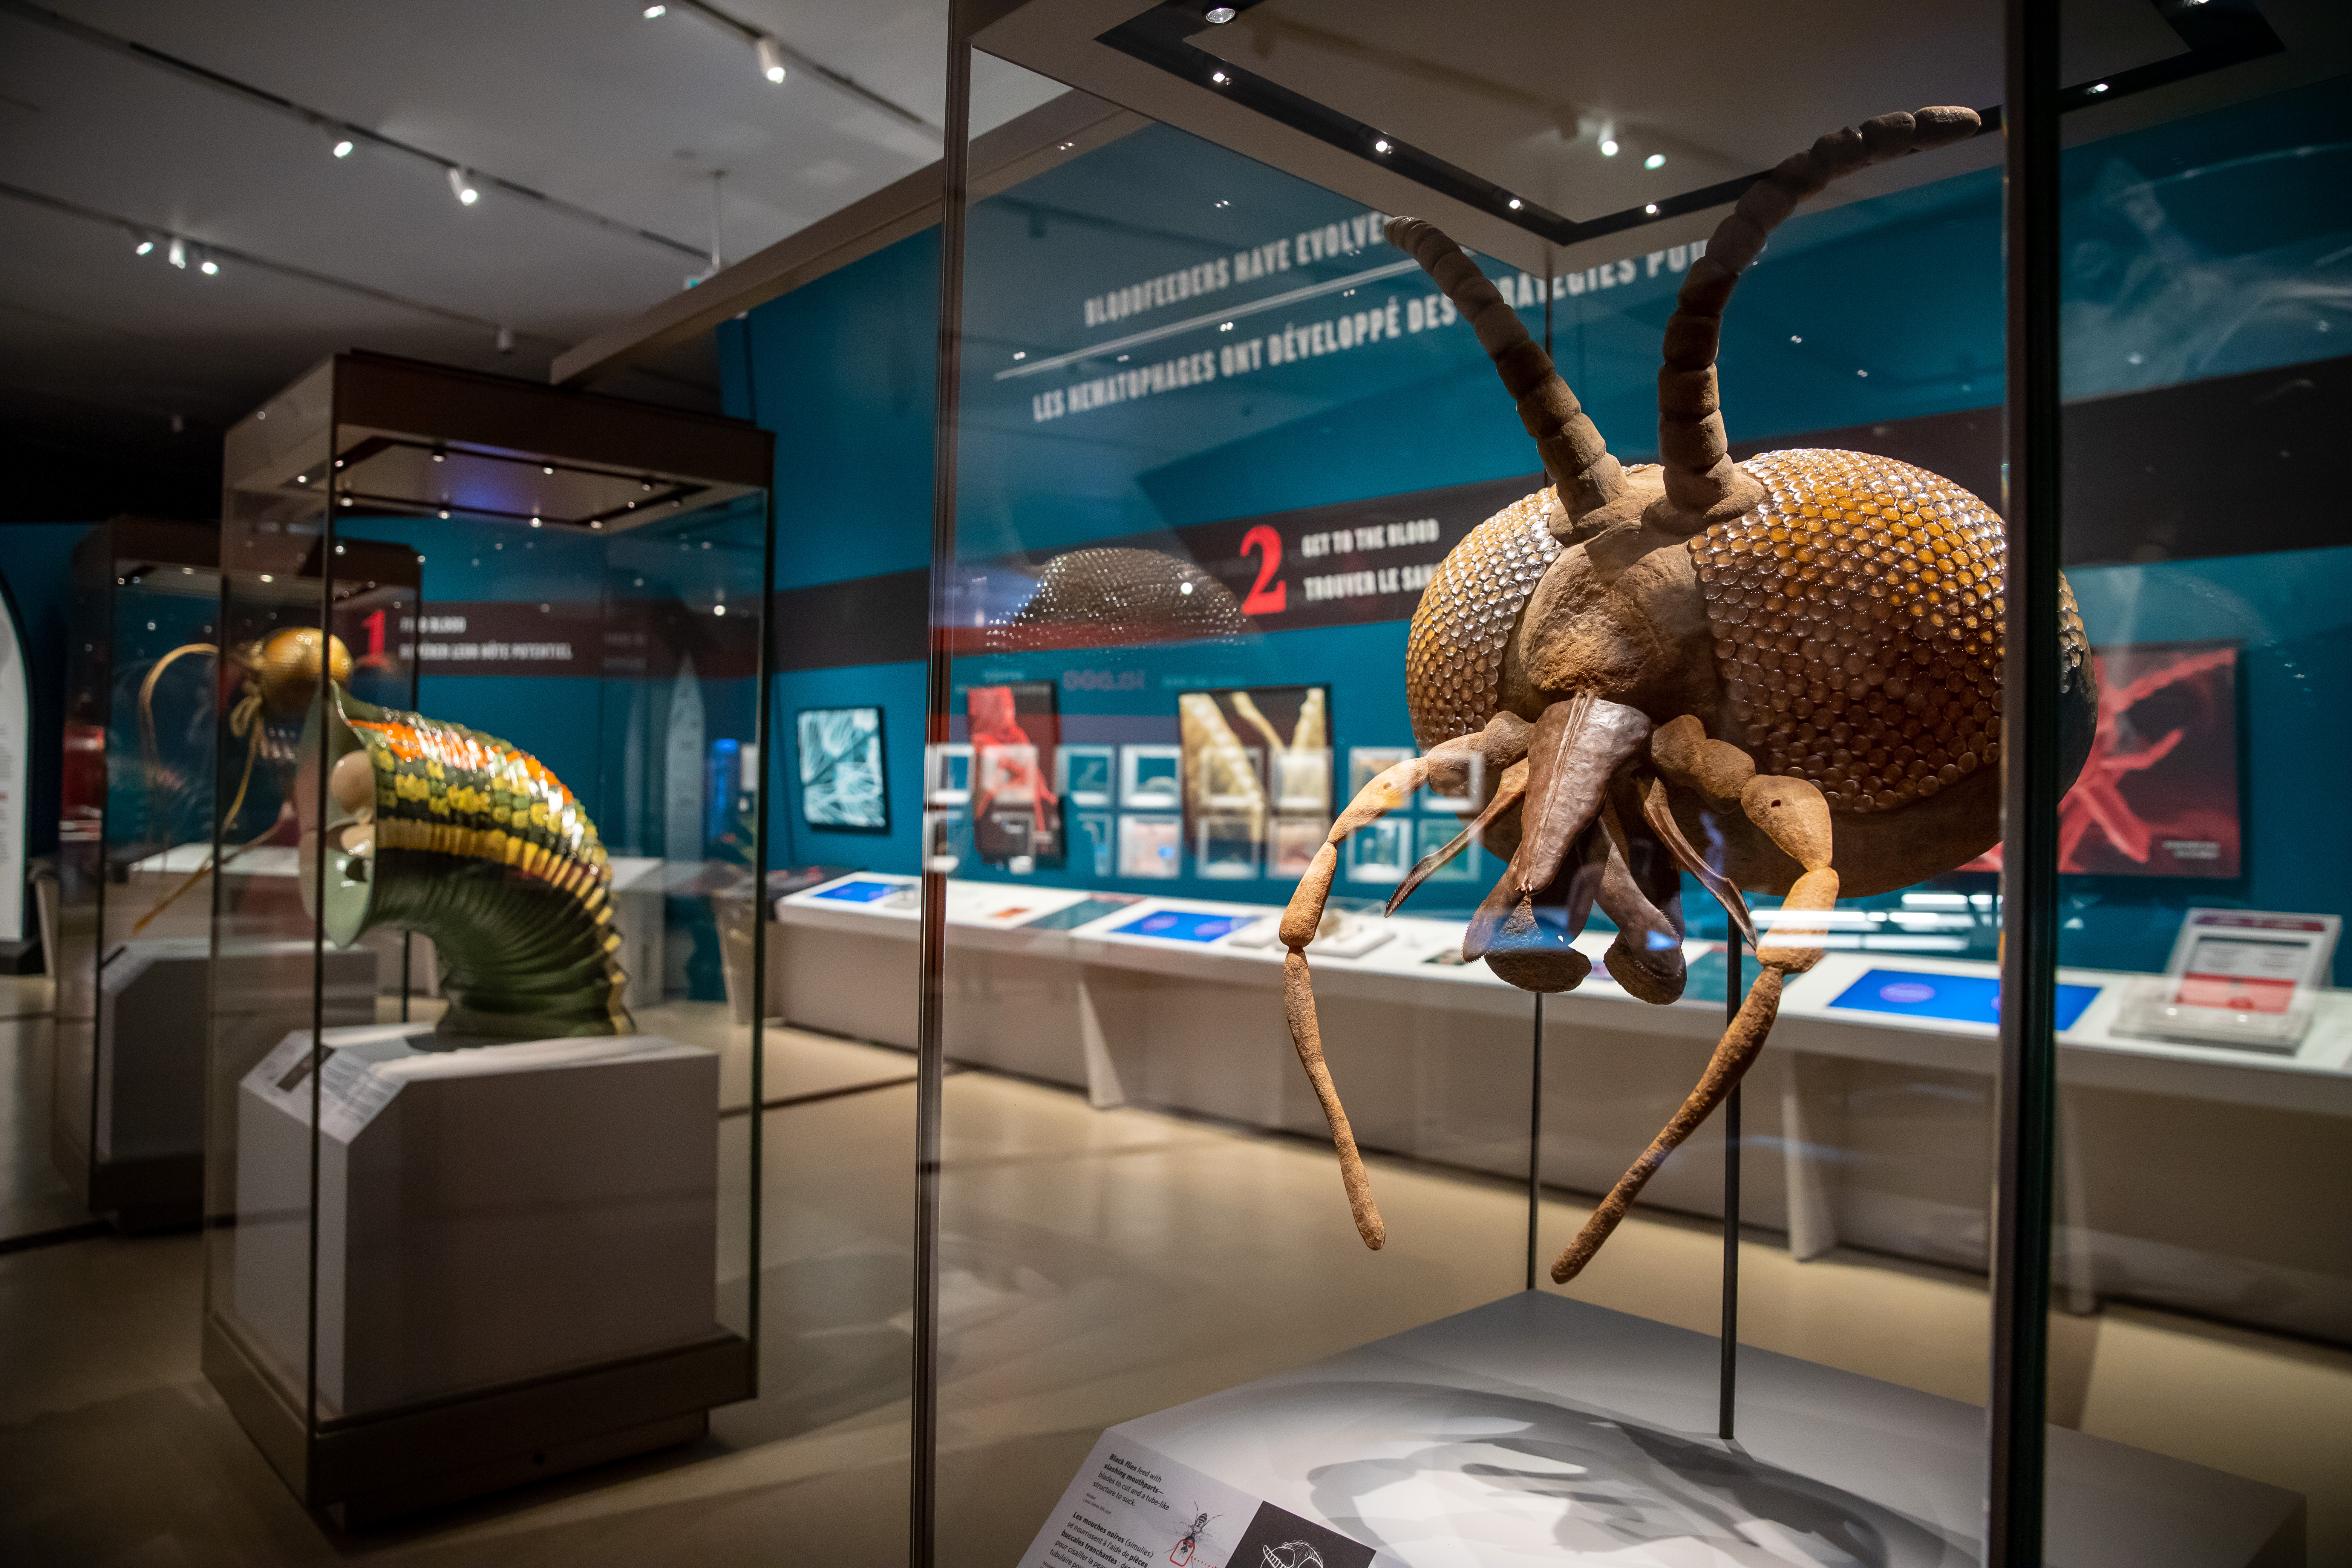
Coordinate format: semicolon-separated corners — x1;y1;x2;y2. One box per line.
969;680;1063;868
796;706;889;831
1120;744;1184;809
1118;814;1183;877
1057;744;1116;808
1179;686;1333;825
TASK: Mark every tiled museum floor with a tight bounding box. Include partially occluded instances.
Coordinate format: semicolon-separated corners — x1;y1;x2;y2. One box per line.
3;974;2348;1565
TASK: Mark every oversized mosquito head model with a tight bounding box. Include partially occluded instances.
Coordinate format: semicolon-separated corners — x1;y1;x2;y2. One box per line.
1279;106;2097;1282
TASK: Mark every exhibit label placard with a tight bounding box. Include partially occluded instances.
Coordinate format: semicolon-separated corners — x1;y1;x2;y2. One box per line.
1019;1432;1384;1568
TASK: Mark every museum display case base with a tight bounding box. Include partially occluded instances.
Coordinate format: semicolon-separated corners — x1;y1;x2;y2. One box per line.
208;1021;744;1522
51;937;376;1230
202;1314;746;1527
1024;1291;2303;1568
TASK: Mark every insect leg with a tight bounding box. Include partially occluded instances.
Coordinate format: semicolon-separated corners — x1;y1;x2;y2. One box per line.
1552;774;1836;1282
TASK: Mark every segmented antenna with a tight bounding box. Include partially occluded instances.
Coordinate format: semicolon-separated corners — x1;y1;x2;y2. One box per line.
1654;107;1981;529
1385;215;1626;523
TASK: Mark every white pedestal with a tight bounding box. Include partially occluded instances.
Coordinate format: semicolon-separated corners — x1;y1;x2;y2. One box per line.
232;1024;719;1419
1067;1291;2303;1567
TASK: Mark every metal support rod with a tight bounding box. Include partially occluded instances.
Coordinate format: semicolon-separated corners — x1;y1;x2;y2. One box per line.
912;9;972;1564
1720;935;1742;1442
1991;0;2065;1558
1527;992;1543;1291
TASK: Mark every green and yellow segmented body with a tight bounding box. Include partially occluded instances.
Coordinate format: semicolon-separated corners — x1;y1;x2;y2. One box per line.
320;691;632;1038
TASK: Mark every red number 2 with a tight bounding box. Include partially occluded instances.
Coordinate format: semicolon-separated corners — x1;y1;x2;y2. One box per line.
1239;525;1287;615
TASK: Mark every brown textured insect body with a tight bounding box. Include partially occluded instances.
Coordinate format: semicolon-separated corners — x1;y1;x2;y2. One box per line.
1280;107;2097;1282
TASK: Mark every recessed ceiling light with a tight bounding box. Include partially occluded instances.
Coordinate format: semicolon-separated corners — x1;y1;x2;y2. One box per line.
1374;139;1391;154
1600;138;1620;157
1645;153;1665;169
757;37;787;83
643;3;666;15
1645;203;1659;215
542;464;554;475
1211;70;1229;85
331;138;354;158
1507;198;1522;210
448;167;479;205
133;237;154;256
1205;5;1236;21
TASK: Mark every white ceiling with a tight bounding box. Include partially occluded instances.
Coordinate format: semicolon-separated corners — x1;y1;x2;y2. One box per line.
0;0;1063;510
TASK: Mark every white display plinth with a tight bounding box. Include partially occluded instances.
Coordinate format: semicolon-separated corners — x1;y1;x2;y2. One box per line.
1028;1292;2301;1567
233;1023;720;1419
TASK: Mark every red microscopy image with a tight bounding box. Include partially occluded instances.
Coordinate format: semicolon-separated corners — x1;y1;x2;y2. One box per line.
1965;639;2240;878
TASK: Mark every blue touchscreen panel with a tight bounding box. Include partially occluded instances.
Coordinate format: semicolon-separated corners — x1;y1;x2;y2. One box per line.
1109;909;1253;943
812;878;903;903
1829;968;2098;1030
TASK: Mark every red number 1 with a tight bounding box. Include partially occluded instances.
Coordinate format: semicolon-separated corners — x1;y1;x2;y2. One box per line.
1239;525;1287;615
363;608;385;659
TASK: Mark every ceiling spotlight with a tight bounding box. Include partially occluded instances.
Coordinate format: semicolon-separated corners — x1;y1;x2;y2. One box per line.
1644;153;1666;170
756;37;787;83
448;167;479;205
542;464;555;475
1211;70;1229;86
2089;81;2110;94
1600;137;1619;157
431;449;445;462
530;516;543;527
1205;5;1237;20
1644;203;1659;215
331;137;354;158
1374;138;1391;154
643;3;666;14
168;237;187;269
1507;197;1522;210
200;256;220;275
712;603;727;616
438;508;451;519
133;237;154;256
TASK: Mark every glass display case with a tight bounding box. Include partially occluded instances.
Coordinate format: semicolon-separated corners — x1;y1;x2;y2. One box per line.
49;517;256;1229
201;351;774;1524
722;1;2349;1562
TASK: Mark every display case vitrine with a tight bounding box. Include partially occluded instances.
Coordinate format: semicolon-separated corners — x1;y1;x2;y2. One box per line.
48;517;371;1230
717;1;2352;1562
201;352;774;1524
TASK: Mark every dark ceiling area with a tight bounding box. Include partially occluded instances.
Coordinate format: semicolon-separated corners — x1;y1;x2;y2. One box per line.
0;0;1062;522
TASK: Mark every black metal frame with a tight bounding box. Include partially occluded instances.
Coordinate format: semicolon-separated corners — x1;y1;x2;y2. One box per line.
1991;0;2067;1560
1098;0;2279;253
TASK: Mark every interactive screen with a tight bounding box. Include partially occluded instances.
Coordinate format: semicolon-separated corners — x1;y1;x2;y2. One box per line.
810;878;904;904
1109;909;1253;943
1828;969;2099;1031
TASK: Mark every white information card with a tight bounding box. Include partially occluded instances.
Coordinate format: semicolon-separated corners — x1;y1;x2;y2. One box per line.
1019;1432;1387;1568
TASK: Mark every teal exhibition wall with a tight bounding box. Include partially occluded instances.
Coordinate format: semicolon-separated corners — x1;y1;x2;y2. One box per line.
725;77;2352;977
